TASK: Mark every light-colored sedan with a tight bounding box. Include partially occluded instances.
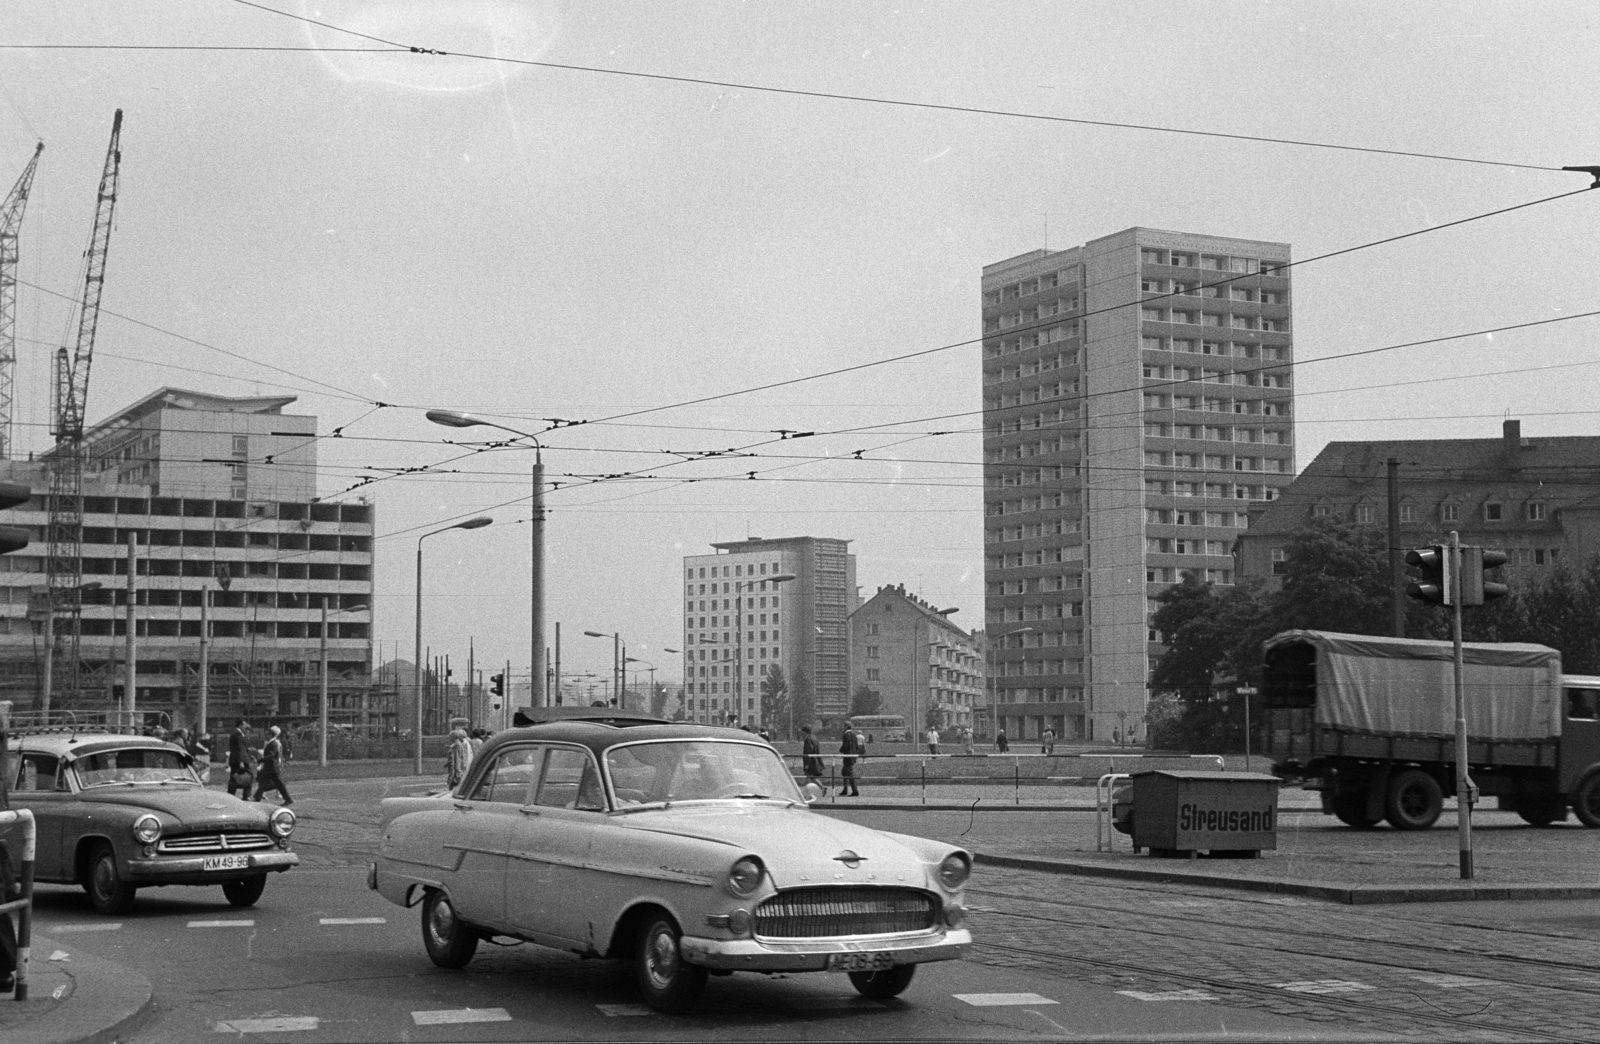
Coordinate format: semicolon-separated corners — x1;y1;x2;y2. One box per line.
370;712;973;1013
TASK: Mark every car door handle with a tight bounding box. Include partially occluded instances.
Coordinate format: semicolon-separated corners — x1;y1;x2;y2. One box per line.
519;807;540;816
452;802;472;811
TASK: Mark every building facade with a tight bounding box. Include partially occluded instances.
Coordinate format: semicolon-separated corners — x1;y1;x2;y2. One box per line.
681;536;856;726
848;584;985;733
982;228;1295;744
1236;419;1600;588
0;388;375;731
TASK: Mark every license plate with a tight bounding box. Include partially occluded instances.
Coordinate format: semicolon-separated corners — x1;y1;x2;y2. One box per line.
827;951;894;972
203;854;250;872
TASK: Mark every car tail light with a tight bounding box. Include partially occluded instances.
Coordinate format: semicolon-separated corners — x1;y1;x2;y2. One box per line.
937;853;970;890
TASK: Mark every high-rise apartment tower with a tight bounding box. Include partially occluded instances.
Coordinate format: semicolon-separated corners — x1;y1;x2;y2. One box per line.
981;228;1295;743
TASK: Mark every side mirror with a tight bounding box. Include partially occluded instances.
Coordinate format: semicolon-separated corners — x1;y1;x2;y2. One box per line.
801;782;823;805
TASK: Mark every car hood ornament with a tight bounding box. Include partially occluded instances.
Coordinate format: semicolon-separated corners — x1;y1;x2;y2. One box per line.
832;850;866;868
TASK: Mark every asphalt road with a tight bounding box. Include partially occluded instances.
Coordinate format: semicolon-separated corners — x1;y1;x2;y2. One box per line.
24;776;1600;1042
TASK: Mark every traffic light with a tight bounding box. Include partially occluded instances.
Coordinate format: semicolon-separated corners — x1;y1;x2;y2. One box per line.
0;482;30;555
1405;545;1452;605
490;673;504;697
1460;547;1509;606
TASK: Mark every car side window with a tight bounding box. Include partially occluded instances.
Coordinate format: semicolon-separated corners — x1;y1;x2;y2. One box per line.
13;753;60;793
1568;689;1600;721
535;748;605;812
469;747;542;804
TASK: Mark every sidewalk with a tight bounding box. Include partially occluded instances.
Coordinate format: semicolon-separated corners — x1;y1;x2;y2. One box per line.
0;933;152;1044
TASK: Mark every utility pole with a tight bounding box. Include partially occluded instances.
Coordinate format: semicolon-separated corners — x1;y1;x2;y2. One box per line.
466;636;475;728
531;457;545;707
123;532;136;733
553;623;561;705
1449;530;1475;880
1387;458;1404;637
198;585;209;740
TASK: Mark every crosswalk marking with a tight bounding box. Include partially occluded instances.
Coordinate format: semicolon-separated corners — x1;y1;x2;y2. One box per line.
213;1016;319;1032
1272;980;1374;995
1414;973;1497;988
319;917;386;925
411;1008;513;1026
48;923;122;933
596;1003;653;1017
1118;988;1217;1002
954;992;1059;1007
189;920;255;928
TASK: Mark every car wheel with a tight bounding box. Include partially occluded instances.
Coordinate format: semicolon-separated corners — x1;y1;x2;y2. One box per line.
420;888;479;969
1574;775;1600;828
635;913;707;1014
87;843;137;915
1332;792;1381;828
848;962;917;999
222;875;268;907
1385;769;1443;830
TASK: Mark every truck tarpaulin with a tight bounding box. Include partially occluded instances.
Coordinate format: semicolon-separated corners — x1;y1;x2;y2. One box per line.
1263;630;1563;742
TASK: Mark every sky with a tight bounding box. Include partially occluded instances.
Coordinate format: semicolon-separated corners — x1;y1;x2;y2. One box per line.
3;2;1598;691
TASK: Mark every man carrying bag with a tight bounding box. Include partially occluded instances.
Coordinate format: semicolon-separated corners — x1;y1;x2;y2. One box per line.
227;719;255;799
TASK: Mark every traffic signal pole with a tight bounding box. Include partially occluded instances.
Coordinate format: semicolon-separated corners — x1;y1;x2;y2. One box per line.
1449;530;1474;880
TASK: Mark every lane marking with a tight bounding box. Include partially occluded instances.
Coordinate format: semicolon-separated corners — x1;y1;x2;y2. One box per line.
954;992;1059;1007
1272;980;1374;995
1118;988;1217;1002
1414;973;1499;988
49;923;122;933
319;917;387;925
411;1008;513;1026
1154;900;1219;908
190;920;256;928
214;1016;320;1032
596;1003;653;1017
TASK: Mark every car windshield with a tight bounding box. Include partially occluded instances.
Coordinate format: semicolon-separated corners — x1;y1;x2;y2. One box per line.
72;748;201;788
606;740;800;806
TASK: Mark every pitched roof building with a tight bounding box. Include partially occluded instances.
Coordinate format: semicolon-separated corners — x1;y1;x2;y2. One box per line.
848;584;985;734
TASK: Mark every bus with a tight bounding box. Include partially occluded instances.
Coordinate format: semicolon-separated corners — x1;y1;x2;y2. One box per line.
847;714;910;744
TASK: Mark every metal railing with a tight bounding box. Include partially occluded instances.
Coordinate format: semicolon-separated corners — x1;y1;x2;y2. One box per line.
0;808;35;1000
1096;773;1131;852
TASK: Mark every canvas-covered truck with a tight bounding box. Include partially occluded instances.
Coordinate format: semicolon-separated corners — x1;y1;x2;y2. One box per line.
1260;630;1600;830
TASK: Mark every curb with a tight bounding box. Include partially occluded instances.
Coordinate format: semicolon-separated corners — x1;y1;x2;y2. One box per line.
6;935;155;1044
975;852;1600;905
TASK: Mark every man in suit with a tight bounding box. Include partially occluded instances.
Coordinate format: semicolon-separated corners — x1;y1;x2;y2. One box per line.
227;719;254;799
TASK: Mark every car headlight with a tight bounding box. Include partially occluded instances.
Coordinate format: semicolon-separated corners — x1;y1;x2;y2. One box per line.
132;814;162;845
269;806;296;839
726;857;764;897
937;852;971;890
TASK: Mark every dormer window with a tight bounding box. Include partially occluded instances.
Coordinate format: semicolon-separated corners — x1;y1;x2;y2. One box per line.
1527;502;1547;522
1441;503;1459;523
1484;501;1503;522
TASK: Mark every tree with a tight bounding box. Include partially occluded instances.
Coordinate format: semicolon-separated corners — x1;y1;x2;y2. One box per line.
1461;553;1600;673
924;704;943;729
849;684;882;717
759;664;790;737
787;668;815;736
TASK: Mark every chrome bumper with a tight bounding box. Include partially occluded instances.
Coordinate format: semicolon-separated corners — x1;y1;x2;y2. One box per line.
679;928;971;972
127;849;299;877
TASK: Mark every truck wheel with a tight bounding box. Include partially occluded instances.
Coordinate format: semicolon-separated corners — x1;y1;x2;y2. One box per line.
1332;793;1380;828
1574;776;1600;828
1517;799;1567;827
1385;770;1443;830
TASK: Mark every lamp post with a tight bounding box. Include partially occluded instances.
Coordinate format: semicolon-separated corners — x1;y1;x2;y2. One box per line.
626;657;656;714
415;517;493;774
662;648;681;719
426;410;547;709
319;599;369;766
997;625;1035;744
583;631;623;707
731;574;794;731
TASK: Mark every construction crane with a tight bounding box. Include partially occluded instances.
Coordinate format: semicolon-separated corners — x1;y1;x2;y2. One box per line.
0;142;44;462
42;110;122;717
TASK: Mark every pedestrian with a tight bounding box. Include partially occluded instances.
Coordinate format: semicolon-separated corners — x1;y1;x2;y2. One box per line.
468;728;485;759
0;716;19;995
227;719;255;799
925;725;940;755
1041;726;1056;756
962;726;975;756
800;724;825;792
758;726;771;744
445;728;473;788
253;725;293;806
839;727;863;796
995;726;1009;754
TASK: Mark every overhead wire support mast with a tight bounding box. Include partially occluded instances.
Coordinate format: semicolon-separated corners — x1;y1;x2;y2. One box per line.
43;110;122;717
0;142;44;462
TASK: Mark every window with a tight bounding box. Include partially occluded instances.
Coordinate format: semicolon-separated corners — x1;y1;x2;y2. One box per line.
469;747;542;803
1312;505;1330;518
865;668;880;681
1527;502;1547;521
865;645;879;658
865;622;879;635
1484;502;1503;522
1356;504;1377;524
1399;504;1416;524
1271;548;1288;575
1441;503;1459;523
534;748;604;811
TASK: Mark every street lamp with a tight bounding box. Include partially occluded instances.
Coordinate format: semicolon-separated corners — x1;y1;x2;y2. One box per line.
729;574;794;731
583;631;624;707
415;516;493;774
626;657;657;714
319;599;369;767
426;409;548;709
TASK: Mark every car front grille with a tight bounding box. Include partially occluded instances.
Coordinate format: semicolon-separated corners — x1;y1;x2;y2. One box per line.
754;887;937;938
157;832;275;854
